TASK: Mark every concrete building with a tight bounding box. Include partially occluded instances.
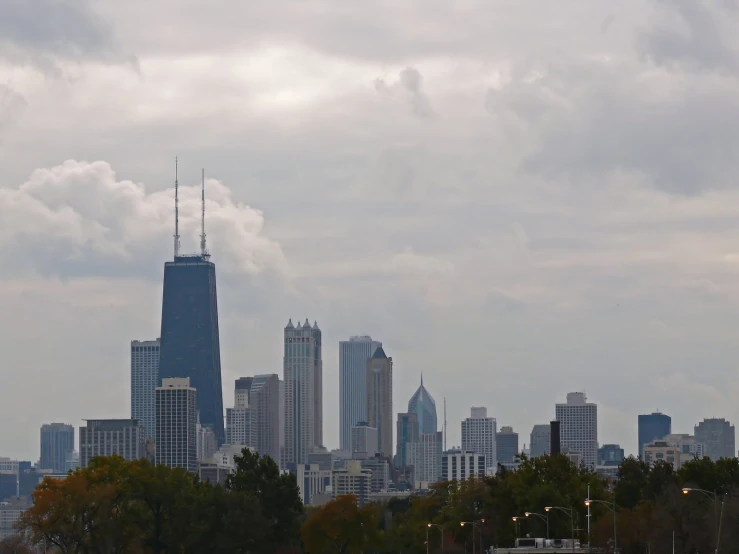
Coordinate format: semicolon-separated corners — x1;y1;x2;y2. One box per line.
441;449;486;482
396;412;419;469
408;375;437;435
227;375;281;463
130;339;160;440
555;392;598;469
638;413;671;459
284;319;322;465
332;460;372;506
662;433;704;459
408;431;443;486
695;418;735;461
196;423;218;463
297;463;332;505
79;419;146;468
496;426;519;465
0;500;30;541
226;403;255;448
366;347;393;457
339;336;382;451
598;444;624;466
351;423;378;455
155;378;197;473
643;441;683;469
530;424;551;458
359;454;391;493
461;407;497;473
40;423;74;473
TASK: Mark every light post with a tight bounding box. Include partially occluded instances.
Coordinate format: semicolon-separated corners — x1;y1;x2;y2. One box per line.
682;488;727;554
546;506;576;554
585;498;617;554
461;520;485;554
525;512;549;539
427;523;444;554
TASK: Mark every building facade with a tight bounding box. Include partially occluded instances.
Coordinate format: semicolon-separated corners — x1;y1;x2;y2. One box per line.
695;418;735;461
155;378;197;473
496;426;519;465
351;423;378;455
130;339;160;440
408;431;443;486
598;444;624;466
339;336;382;451
227;375;281;463
442;449;486;482
158;255;225;444
408;376;437;435
530;424;551;458
638;412;671;459
555;392;598;469
40;423;74;473
332;460;372;506
79;419;146;468
366;347;393;457
396;412;420;468
461;407;497;473
296;464;332;506
643;441;683;469
284;319;323;465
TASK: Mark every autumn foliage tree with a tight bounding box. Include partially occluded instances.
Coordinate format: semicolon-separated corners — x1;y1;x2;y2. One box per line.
301;495;382;554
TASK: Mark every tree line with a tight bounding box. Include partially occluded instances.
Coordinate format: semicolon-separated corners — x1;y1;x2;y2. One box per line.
5;452;739;553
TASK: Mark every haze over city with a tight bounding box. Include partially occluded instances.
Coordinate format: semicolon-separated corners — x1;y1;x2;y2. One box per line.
3;0;739;462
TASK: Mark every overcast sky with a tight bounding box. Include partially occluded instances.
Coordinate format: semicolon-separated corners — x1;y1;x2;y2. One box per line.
2;0;739;461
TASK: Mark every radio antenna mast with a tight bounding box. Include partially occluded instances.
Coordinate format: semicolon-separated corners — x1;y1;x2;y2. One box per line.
444;397;447;451
174;157;180;258
200;168;208;258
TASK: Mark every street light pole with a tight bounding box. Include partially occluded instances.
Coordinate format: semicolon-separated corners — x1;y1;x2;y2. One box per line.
546;506;576;554
585;498;617;554
682;488;727;554
428;523;444;554
461;521;484;554
525;512;549;540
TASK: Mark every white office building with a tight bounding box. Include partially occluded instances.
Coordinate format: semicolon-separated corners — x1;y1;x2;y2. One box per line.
407;431;443;486
339;336;382;451
461;407;496;473
297;463;333;506
332;460;372;506
130;339;160;440
442;449;486;482
79;419;147;468
156;378;197;473
555;392;598;469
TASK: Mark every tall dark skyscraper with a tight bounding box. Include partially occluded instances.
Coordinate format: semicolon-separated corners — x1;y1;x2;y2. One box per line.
638;412;671;459
158;165;225;444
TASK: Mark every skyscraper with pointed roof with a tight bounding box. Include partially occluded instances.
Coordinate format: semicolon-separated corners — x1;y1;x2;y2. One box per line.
283;319;322;466
408;375;437;435
366;346;393;457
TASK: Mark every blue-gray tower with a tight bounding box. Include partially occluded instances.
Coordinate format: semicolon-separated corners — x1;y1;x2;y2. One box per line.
638;412;671;459
408;374;438;435
158;165;225;444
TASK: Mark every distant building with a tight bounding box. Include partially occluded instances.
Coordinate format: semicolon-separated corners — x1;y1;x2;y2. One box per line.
79;419;146;468
662;433;704;459
556;392;598;469
339;336;382;451
461;407;497;473
408;431;443;486
130;339;160;439
155;378;197;473
598;444;624;466
643;441;683;469
638;413;671;459
296;463;332;505
695;418;735;461
351;423;378;456
529;424;551;458
366;347;393;457
196;423;218;463
408;375;437;435
332;460;372;506
227;375;280;463
40;423;74;473
496;426;519;465
0;500;30;541
359;454;391;493
442;449;486;482
396;412;419;468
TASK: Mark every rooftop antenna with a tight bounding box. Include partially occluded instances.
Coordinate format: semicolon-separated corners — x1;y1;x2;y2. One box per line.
444;397;447;451
174;157;180;259
200;168;208;258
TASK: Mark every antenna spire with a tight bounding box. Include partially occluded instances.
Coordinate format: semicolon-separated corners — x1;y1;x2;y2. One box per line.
200;168;208;258
444;397;447;451
174;157;180;259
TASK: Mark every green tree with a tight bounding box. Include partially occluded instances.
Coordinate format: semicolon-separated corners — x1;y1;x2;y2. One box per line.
302;495;381;554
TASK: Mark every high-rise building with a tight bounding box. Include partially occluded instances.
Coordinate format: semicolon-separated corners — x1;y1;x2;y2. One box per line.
695;418;736;461
158;254;225;445
156;378;197;473
226;379;255;448
332;460;372;506
339;336;382;451
442;449;486;482
407;431;443;485
351;423;378;455
555;392;598;469
284;319;322;465
396;412;419;468
79;419;146;468
461;407;497;473
530;424;551;458
226;375;280;463
366;347;393;457
496;426;519;465
598;444;624;466
408;375;437;435
39;423;74;473
130;339;160;439
196;423;218;463
638;412;671;459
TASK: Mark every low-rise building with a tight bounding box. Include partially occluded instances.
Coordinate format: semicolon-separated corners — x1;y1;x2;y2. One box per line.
643;441;683;469
297;464;332;505
0;500;30;541
441;449;486;482
79;419;147;467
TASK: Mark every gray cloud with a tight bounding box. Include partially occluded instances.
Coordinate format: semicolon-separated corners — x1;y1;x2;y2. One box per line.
375;67;435;119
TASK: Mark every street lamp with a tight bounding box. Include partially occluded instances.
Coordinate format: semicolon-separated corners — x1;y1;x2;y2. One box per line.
525;512;549;539
682;488;727;554
511;517;522;541
545;506;576;554
585;498;617;554
461;520;485;554
427;523;444;554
